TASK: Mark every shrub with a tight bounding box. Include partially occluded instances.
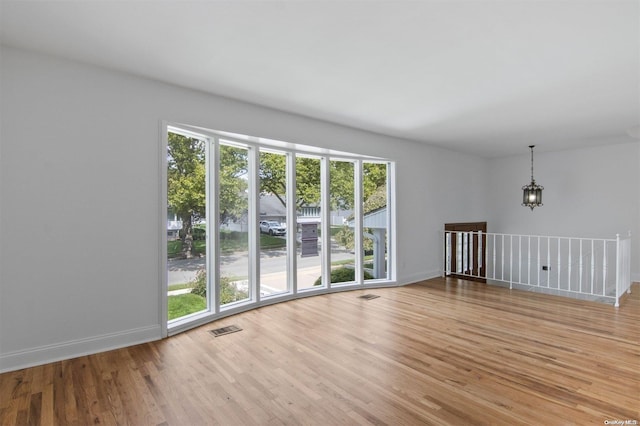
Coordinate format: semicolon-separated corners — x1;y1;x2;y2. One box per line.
335;225;378;253
314;267;374;286
190;270;207;297
335;225;355;250
190;270;248;304
192;227;206;240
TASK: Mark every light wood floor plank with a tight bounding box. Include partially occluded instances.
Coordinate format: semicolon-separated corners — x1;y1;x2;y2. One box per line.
1;278;638;425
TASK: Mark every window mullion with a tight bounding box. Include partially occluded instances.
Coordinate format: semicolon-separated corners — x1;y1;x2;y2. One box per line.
210;138;221;314
248;146;260;303
321;156;331;287
287;152;298;294
354;160;364;284
387;162;395;282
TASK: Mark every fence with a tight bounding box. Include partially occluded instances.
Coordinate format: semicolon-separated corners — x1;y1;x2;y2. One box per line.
443;231;632;307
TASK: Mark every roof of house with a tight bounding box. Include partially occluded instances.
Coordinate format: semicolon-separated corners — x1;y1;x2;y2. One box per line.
259;194;286;217
347;206;387;229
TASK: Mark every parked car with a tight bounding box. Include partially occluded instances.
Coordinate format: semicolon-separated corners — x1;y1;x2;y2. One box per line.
260;220;286;236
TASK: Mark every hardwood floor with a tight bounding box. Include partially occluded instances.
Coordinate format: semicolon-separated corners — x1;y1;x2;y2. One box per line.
1;278;638;425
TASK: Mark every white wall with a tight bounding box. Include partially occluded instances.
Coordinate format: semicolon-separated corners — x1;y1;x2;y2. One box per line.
4;46;634;373
487;142;640;281
0;46;487;372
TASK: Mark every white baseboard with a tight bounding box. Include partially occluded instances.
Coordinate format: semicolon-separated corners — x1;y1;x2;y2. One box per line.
398;270;442;286
0;325;161;374
632;273;640;283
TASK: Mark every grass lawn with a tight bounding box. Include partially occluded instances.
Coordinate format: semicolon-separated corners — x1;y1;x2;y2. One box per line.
168;293;206;320
259;234;287;249
167;240;182;257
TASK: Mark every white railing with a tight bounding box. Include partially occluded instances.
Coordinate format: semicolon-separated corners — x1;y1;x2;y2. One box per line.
443;231;632;307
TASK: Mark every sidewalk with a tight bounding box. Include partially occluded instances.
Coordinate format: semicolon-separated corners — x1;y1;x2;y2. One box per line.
167;265;323;297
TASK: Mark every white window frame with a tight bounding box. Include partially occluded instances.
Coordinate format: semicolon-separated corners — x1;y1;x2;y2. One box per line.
161;122;397;337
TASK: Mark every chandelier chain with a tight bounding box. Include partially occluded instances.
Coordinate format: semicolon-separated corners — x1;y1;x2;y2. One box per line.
529;145;535;182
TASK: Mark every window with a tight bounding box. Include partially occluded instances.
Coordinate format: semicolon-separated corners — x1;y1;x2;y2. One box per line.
296;155;323;291
330;159;356;286
163;124;395;333
166;131;208;322
218;143;251;308
362;162;389;281
259;150;290;298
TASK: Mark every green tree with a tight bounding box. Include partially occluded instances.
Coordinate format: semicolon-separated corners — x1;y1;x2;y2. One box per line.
362;183;387;213
363;163;387;201
167;133;206;258
168;134;249;258
168;133;388;258
259;154;331;209
219;145;248;225
294;157;321;208
259;152;287;205
330;161;355;211
259;156;384;212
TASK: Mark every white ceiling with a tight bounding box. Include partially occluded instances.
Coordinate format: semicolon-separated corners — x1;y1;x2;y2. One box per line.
1;1;638;158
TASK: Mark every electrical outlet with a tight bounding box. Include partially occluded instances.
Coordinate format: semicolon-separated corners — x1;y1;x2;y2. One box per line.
542;265;550;271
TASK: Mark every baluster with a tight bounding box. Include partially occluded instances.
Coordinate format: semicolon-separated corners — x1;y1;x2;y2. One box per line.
557;238;561;289
465;232;469;274
478;230;483;277
509;235;513;289
579;239;583;293
460;232;467;275
461;232;464;274
546;237;551;288
445;232;451;275
527;235;531;285
456;232;462;274
568;238;572;291
590;239;595;294
518;235;522;285
537;236;541;287
501;234;505;281
467;232;474;275
602;240;607;296
492;234;497;280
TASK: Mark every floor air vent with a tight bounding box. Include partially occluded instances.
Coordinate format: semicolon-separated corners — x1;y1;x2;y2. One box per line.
359;294;380;300
210;325;242;337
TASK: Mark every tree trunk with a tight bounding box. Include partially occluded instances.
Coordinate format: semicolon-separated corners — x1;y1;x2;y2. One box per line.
181;215;194;259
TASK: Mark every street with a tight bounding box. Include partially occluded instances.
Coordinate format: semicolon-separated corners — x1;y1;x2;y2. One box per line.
167;247;355;289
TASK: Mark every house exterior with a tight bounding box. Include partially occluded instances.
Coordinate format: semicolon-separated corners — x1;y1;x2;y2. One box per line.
167;209;182;241
259;194;287;224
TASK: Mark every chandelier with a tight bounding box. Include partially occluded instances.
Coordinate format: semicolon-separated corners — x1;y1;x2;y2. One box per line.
522;145;543;210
